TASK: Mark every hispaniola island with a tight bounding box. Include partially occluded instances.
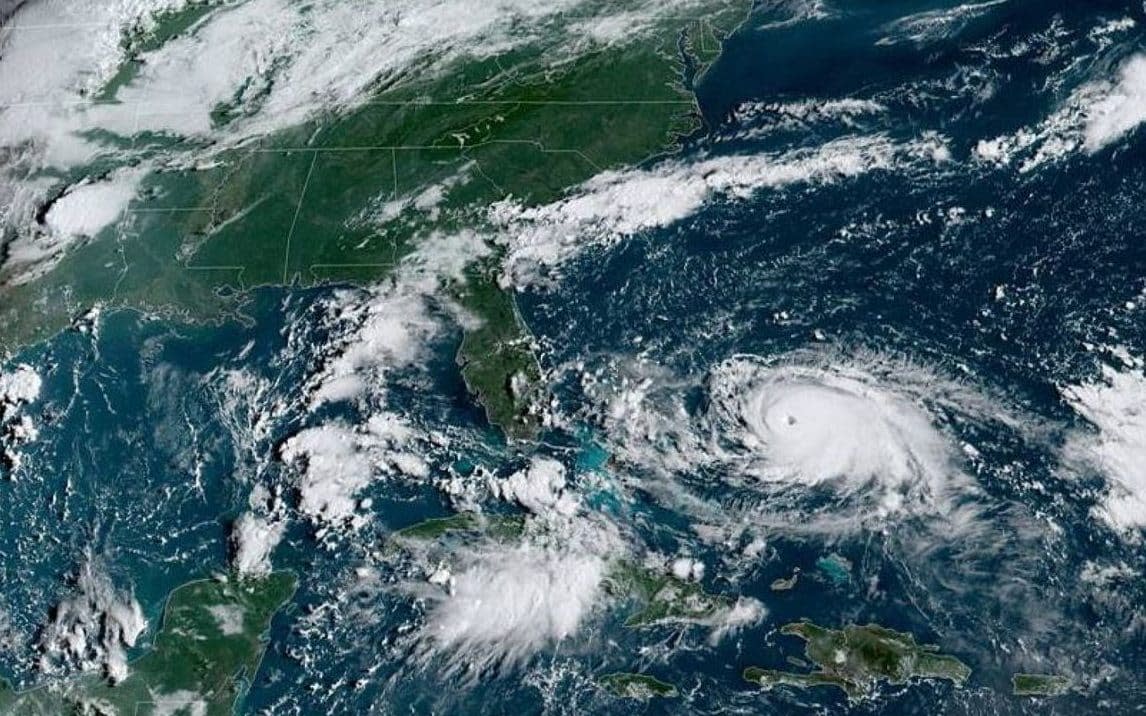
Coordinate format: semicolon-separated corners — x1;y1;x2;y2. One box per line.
0;0;1143;713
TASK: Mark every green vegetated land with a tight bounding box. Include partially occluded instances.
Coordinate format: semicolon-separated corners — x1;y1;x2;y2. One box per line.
0;1;748;438
1012;673;1071;697
394;513;480;541
392;515;740;631
0;572;296;715
605;562;732;627
382;511;525;560
599;672;678;700
743;622;971;701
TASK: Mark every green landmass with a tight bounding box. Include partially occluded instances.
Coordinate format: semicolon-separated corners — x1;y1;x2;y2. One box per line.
1012;673;1071;697
389;513;525;547
605;563;731;627
454;265;543;439
599;672;678;700
392;523;736;629
0;1;749;438
394;513;480;541
742;621;971;701
0;572;295;715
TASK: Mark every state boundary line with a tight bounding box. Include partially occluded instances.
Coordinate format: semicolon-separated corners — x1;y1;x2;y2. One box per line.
281;153;318;284
116;124;619;281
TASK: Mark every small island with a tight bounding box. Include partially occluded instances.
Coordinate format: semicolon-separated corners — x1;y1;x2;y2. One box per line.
1012;673;1071;697
770;569;800;591
0;572;296;715
743;621;971;700
599;672;678;700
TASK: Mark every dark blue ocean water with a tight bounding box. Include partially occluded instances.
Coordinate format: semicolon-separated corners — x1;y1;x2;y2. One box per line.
2;1;1145;714
523;1;1146;712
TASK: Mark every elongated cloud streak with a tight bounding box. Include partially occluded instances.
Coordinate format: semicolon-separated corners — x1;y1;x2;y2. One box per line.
497;134;950;287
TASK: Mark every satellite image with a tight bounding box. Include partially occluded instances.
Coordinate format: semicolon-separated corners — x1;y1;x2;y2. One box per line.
0;0;1143;713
